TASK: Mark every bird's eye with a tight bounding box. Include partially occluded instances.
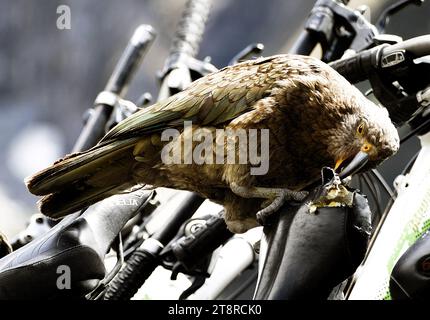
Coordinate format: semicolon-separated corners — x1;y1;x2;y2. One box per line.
357;122;365;135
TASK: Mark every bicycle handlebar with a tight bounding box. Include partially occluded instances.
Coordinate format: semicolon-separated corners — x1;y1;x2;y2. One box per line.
330;35;430;126
329;46;381;83
169;0;212;60
72;25;155;152
384;34;430;57
157;0;213;101
329;35;430;83
289;0;351;56
105;25;156;96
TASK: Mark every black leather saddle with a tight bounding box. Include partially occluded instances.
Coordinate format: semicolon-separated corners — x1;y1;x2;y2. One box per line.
0;187;153;299
390;230;430;300
254;171;372;300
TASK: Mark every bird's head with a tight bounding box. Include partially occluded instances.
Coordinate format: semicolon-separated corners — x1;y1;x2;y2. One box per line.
326;100;399;178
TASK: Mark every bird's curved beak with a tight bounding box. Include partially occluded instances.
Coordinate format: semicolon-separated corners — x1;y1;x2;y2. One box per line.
337;151;369;180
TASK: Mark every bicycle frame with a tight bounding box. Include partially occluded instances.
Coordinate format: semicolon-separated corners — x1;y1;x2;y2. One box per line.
349;131;430;299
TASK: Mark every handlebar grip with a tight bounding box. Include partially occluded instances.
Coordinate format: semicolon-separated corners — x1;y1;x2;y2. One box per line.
169;0;212;60
289;0;350;56
289;30;319;56
103;192;203;300
105;25;156;96
103;246;159;300
329;46;380;83
331;35;430;83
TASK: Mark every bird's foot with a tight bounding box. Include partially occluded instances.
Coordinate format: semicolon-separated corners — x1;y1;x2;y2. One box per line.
256;188;308;225
229;183;308;226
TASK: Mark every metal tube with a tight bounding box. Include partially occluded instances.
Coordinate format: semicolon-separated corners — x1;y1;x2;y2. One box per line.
72;25;156;152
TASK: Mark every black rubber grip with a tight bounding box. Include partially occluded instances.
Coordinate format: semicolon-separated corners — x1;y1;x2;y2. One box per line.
105;25;156;96
103;248;159;300
329;48;375;83
169;0;212;59
332;35;430;83
103;193;202;300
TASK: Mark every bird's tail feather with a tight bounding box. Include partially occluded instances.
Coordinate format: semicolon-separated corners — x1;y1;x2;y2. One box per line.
25;137;140;218
38;183;131;219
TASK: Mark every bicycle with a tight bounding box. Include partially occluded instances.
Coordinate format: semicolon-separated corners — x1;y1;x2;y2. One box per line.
0;0;429;301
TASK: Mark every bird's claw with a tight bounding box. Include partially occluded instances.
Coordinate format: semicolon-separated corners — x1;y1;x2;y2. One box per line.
256;189;308;225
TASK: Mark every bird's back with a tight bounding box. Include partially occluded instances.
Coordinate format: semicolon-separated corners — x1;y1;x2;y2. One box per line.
26;54;357;218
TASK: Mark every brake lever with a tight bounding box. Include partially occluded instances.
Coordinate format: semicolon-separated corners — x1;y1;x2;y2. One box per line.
375;0;424;33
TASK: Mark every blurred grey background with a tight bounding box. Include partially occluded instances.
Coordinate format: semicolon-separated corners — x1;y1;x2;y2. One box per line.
0;0;429;236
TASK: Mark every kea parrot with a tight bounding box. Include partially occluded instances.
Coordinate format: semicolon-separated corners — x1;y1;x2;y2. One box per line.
26;54;399;233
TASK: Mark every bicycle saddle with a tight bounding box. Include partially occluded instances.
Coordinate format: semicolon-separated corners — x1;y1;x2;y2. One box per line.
254;169;372;300
0;187;153;299
390;230;430;300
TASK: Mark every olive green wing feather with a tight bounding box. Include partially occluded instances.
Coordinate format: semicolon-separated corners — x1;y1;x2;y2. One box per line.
26;55;288;203
100;55;287;143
